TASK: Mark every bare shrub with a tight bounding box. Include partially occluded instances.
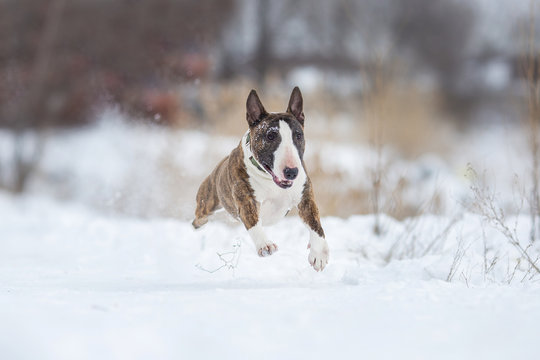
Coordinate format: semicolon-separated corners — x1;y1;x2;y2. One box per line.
468;166;540;279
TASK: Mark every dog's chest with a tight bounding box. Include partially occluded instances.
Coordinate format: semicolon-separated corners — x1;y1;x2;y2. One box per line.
247;167;306;226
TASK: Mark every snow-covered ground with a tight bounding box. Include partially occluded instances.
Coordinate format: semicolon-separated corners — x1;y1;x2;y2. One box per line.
1;113;540;359
1;193;540;360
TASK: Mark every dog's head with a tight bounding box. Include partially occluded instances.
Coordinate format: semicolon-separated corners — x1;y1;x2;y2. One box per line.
246;87;306;189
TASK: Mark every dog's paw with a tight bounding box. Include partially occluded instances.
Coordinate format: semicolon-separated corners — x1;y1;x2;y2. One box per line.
257;242;278;257
308;242;329;271
192;217;208;229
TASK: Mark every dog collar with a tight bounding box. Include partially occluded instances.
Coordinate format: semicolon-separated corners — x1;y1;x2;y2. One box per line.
243;131;267;174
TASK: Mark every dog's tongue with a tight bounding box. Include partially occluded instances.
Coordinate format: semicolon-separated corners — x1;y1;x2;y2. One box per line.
264;166;293;189
272;175;293;189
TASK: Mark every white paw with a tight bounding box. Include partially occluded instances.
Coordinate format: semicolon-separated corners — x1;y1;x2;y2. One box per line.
257;242;278;257
308;241;329;271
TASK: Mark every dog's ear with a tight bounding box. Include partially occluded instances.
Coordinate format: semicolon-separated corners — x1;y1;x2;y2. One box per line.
246;89;267;127
286;86;304;126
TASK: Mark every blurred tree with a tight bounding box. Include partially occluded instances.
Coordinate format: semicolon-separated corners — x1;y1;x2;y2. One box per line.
0;0;67;192
0;0;234;129
391;0;475;109
253;0;271;86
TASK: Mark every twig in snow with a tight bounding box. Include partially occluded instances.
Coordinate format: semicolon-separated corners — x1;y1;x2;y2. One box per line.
195;238;242;275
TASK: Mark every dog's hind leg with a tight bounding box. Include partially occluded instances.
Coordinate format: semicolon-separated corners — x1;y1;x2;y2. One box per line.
192;174;220;229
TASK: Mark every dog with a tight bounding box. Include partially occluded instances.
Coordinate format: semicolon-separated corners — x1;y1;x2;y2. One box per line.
192;87;329;271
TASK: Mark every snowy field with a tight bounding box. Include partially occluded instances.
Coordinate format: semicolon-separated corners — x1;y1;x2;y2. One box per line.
1;115;540;359
1;194;540;360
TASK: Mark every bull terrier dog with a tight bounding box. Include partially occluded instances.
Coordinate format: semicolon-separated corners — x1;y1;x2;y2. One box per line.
192;87;329;271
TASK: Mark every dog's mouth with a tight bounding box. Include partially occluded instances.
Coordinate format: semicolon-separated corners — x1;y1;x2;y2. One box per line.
262;163;293;189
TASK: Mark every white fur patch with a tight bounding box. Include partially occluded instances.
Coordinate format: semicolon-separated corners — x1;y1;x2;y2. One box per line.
273;120;302;181
248;222;278;256
308;229;329;271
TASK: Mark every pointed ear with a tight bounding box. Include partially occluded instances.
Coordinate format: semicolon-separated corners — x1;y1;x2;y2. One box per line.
286;86;304;126
246;89;267;127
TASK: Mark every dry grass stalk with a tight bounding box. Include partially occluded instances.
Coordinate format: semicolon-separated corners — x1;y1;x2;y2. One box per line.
482;227;500;281
363;54;389;235
446;237;468;282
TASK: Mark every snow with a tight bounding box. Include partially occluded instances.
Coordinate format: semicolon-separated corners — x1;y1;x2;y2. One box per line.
1;192;540;360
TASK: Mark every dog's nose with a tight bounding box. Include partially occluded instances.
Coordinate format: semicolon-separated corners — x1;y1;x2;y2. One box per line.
283;167;298;180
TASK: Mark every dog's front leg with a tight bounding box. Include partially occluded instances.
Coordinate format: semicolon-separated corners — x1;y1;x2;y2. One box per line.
247;222;278;257
298;180;329;271
234;187;278;257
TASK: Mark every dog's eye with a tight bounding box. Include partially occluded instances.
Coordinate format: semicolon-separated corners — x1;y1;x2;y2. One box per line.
295;132;303;141
266;131;277;141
